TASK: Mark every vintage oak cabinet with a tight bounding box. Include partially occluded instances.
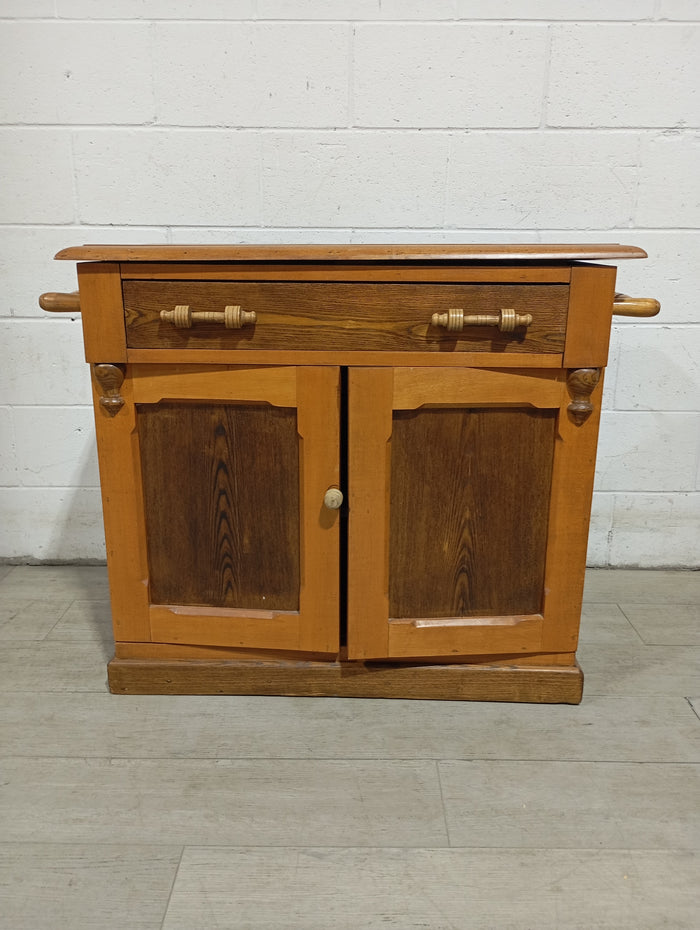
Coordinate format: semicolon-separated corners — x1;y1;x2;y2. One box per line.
41;244;659;702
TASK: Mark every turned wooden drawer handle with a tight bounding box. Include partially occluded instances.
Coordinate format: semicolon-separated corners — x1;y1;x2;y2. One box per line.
431;308;533;333
39;291;81;312
160;304;257;329
612;293;661;318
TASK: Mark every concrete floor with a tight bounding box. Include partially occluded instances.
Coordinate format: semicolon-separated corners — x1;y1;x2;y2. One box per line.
0;565;698;929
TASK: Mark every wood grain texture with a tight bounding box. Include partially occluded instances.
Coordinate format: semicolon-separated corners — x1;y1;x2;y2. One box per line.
76;262;126;362
567;367;601;425
55;242;647;261
131;363;298;407
295;366;342;653
93;363;125;415
540;372;606;653
392;365;565;409
389;407;556;619
348;368;568;661
107;656;584;702
138;401;300;611
90;373;152;643
112;640;576;666
126;347;564;369
346;367;394;660
113;641;338;662
347;368;565;662
123;281;568;354
148;605;309;653
388;615;546;657
56;245;647;697
612;292;661;318
39;290;81;312
126;364;341;655
563;263;617;368
119;263;572;283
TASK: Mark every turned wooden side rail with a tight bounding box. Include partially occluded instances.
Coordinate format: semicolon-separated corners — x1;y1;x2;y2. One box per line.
612;293;661;318
39;291;81;313
38;290;660;320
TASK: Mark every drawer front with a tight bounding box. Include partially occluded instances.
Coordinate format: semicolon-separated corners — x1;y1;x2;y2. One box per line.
124;281;568;354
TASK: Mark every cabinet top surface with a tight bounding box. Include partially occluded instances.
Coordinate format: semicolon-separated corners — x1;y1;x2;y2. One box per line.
55;243;646;263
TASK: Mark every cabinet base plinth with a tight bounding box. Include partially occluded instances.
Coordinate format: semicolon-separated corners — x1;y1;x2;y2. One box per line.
107;657;583;704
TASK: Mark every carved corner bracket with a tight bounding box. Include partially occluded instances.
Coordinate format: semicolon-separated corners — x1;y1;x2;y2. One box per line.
93;363;126;415
567;368;601;426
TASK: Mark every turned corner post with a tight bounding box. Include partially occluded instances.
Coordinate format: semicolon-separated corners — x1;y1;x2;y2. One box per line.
93;363;126;415
567;368;601;426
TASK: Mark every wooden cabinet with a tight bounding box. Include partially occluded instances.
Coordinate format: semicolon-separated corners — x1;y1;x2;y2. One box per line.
42;244;659;702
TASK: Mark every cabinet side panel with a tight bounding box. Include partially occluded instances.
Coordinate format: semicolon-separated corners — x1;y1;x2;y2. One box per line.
389;407;556;619
138;402;300;610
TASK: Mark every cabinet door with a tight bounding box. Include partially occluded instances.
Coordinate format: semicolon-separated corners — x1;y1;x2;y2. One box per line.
347;367;601;661
93;364;340;655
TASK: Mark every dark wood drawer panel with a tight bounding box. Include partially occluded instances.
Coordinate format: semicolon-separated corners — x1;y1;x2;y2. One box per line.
123;281;568;353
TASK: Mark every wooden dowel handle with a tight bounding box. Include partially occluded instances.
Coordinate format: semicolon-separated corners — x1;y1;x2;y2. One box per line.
39;291;81;312
431;308;532;333
613;293;660;318
160;304;257;329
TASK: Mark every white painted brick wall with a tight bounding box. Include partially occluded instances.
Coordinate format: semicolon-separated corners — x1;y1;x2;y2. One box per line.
0;23;153;124
153;23;349;126
547;24;700;127
353;24;548;126
1;3;698;567
73;131;262;225
444;133;639;228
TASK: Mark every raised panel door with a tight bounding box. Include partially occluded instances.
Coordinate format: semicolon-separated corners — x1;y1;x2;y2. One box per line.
346;366;602;661
92;364;341;655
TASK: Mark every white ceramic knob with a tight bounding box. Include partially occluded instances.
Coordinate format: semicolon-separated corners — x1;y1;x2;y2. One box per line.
323;487;344;510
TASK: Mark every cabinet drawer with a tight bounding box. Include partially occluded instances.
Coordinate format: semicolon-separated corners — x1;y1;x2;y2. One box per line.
124;281;568;354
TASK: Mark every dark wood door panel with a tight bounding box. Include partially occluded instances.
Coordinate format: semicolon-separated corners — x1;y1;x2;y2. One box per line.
389;407;556;619
138;401;300;610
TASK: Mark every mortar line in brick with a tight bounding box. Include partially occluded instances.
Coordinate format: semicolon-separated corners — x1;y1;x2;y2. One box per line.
347;22;355;129
440;134;452;227
3;222;699;230
5;125;699;134
258;137;266;229
3;222;699;234
67;132;79;226
146;20;158;128
540;23;553;130
604;490;700;497
7;17;700;24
